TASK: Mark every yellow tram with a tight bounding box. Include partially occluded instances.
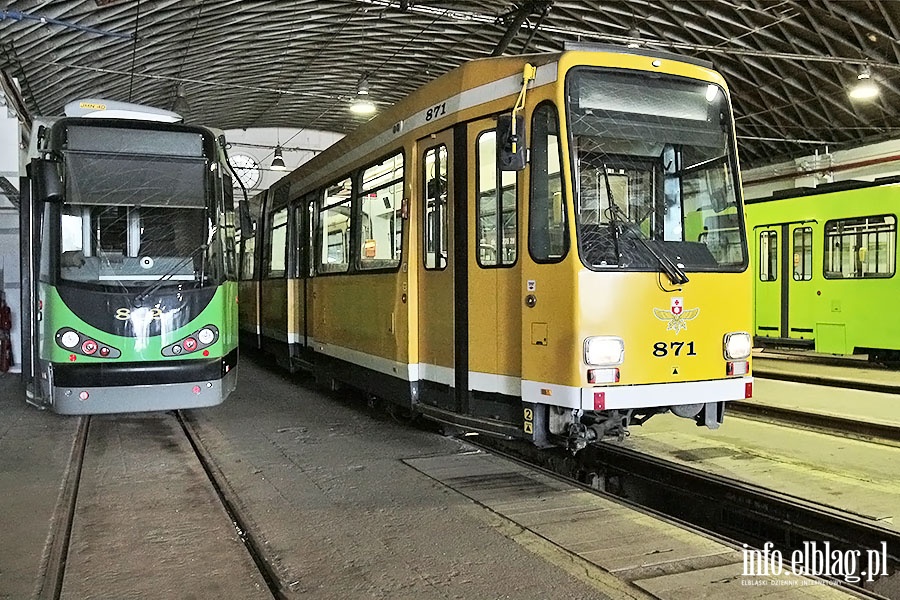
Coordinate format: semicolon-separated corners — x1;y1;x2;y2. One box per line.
239;43;753;450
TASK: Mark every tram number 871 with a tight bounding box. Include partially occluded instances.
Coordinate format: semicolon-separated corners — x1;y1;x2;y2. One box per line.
653;341;697;357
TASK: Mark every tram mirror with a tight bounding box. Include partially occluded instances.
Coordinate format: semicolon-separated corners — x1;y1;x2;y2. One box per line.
32;158;63;203
497;114;526;171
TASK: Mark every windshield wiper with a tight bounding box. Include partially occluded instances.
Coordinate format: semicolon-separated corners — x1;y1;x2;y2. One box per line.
601;165;689;286
134;243;207;304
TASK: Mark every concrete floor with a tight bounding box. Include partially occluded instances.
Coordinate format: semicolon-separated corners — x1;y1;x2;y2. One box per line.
185;360;613;599
0;371;77;600
0;362;612;599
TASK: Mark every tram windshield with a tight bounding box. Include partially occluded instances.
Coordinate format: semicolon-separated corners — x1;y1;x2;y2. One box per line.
565;68;747;272
54;125;220;287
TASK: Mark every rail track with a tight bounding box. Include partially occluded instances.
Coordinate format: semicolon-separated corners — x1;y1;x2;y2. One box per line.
728;400;900;448
35;412;286;600
745;354;900;445
472;435;900;599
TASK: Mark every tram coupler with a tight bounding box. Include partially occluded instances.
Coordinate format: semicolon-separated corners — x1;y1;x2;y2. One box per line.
566;415;628;453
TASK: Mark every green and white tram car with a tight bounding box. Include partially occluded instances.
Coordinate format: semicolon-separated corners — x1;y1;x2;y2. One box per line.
21;99;240;414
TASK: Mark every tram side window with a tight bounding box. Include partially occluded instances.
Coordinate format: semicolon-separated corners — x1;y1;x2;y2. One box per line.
223;179;237;280
792;227;812;281
529;103;567;262
477;130;517;267
824;215;896;279
266;207;288;278
293;196;316;279
319;177;353;273
307;199;316;277
759;230;777;281
424;145;448;270
240;236;256;280
359;152;404;270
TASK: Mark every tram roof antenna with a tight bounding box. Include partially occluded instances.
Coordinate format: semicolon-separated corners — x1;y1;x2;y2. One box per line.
64;98;183;122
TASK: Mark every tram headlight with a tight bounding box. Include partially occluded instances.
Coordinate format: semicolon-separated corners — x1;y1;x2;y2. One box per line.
723;332;752;360
60;330;80;348
584;336;625;366
198;327;215;345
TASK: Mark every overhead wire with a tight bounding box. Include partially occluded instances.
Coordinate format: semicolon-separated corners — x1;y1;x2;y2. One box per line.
248;5;365;158
127;0;141;101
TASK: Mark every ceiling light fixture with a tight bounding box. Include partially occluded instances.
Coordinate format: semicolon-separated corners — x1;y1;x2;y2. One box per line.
849;66;879;100
270;146;286;171
350;75;376;115
172;82;190;114
626;27;642;48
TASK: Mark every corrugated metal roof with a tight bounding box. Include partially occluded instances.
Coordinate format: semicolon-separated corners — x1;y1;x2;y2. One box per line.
3;1;899;167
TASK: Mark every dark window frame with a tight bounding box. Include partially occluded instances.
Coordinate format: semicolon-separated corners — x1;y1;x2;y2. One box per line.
316;175;354;275
528;101;569;264
823;213;897;280
356;149;406;273
759;229;778;282
792;226;812;281
422;143;449;272
475;128;518;269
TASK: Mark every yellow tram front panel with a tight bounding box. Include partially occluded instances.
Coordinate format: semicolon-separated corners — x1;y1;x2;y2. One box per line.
575;271;752;383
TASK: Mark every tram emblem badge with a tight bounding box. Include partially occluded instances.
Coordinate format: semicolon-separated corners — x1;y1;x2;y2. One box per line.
653;297;699;335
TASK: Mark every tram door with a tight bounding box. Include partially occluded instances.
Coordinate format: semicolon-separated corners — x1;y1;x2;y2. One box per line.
259;188;291;364
417;129;458;411
754;223;815;344
465;119;521;421
786;224;815;342
754;227;782;340
298;196;317;354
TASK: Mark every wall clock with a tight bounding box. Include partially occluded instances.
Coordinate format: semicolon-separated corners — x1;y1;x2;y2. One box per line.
228;153;261;189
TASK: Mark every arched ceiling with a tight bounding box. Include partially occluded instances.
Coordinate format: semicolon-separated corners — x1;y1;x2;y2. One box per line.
2;0;900;168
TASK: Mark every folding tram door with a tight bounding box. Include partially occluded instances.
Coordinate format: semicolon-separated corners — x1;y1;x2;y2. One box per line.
259;187;292;366
416;128;460;412
754;222;815;347
464;118;522;430
414;121;525;438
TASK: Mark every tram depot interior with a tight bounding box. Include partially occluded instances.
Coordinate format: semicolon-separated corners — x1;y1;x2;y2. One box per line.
3;2;900;599
5;1;900;367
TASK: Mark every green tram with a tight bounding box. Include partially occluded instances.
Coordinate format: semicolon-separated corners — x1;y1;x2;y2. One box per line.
746;176;900;362
21;99;240;414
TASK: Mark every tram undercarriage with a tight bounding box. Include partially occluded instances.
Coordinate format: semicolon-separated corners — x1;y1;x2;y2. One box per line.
551;401;727;453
